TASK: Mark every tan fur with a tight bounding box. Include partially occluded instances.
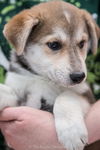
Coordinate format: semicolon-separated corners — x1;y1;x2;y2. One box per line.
3;1;100;56
81;10;100;54
3;9;39;55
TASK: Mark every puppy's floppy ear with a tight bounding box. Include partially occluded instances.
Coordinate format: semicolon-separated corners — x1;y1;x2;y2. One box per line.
3;9;39;55
82;10;100;54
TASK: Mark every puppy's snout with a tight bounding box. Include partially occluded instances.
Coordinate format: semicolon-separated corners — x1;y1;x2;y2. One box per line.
70;72;85;84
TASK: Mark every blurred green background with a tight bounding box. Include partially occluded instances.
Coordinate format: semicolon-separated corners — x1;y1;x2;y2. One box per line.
0;0;100;149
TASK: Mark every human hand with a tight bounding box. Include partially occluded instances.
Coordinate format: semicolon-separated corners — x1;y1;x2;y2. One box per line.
0;107;65;150
0;101;100;150
86;100;100;144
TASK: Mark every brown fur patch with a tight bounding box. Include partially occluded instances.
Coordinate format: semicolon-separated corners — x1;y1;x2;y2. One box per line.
3;0;100;56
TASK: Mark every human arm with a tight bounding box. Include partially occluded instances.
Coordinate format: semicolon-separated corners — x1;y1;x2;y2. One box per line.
86;100;100;144
0;101;100;150
0;107;65;150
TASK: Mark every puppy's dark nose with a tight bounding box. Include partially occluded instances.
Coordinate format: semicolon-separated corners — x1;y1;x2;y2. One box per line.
70;72;85;83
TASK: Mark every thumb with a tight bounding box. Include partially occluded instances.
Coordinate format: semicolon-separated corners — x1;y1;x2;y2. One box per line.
0;107;22;121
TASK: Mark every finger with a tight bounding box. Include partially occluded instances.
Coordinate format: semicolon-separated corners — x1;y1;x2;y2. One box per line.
0;121;12;131
0;122;10;141
0;107;24;121
0;122;13;148
0;121;16;142
0;106;37;121
0;106;46;122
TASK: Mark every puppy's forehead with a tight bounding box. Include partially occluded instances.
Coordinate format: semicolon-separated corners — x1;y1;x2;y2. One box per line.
30;1;85;42
31;0;82;25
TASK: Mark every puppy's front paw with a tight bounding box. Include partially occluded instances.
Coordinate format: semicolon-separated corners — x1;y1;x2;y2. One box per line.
55;119;88;150
0;84;17;110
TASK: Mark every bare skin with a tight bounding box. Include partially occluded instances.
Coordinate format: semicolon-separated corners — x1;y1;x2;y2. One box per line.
0;101;100;150
85;100;100;143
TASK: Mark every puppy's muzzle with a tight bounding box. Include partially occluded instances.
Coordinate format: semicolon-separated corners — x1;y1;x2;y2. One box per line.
70;72;85;84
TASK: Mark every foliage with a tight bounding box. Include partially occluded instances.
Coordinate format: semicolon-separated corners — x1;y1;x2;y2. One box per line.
0;67;5;83
86;47;100;99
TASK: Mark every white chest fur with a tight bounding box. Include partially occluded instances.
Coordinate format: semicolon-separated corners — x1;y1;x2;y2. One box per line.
5;72;89;110
5;72;64;106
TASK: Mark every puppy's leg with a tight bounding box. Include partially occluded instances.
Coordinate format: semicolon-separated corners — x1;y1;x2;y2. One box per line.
54;91;90;150
0;84;18;110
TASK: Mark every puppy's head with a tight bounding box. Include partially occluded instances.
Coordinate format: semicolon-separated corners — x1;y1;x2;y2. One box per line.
3;1;100;87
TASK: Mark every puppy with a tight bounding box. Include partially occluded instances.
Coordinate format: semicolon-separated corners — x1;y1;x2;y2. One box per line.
0;1;100;150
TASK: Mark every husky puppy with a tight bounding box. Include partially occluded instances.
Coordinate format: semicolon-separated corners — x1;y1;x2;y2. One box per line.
0;1;100;150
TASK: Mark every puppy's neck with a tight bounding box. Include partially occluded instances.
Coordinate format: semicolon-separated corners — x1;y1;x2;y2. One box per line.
9;51;38;77
16;55;38;75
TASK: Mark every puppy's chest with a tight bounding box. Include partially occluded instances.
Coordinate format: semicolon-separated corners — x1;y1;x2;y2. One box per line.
39;84;62;112
19;78;63;113
27;79;63;108
6;72;63;111
21;84;60;113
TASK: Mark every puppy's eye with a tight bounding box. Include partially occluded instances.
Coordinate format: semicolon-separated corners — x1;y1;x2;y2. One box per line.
47;41;62;51
78;40;85;49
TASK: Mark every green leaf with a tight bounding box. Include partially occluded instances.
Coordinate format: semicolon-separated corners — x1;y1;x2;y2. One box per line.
1;5;15;15
0;67;5;83
87;72;96;84
94;62;100;76
75;2;81;7
86;55;95;71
